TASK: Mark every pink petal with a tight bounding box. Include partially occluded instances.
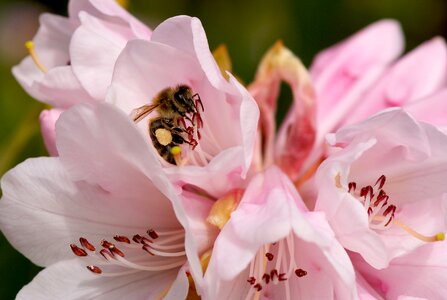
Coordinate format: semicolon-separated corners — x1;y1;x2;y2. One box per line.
70;12;137;100
107;39;199;114
0;157;179;266
68;0;151;39
16;259;179;299
150;16;227;91
405;89;447;133
311;19;404;135
39;108;63;156
11;14;91;107
353;242;447;299
346;37;447;124
55;102;164;196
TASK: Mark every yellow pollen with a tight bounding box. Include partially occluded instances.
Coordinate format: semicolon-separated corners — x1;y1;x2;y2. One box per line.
170;145;181;155
155;128;172;146
373;216;445;243
25;40;48;73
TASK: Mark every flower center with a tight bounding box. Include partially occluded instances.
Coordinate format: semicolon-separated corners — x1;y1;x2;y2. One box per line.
338;174;445;242
69;228;187;276
246;233;307;299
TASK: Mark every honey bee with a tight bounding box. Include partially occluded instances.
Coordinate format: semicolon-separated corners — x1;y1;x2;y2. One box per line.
131;85;204;165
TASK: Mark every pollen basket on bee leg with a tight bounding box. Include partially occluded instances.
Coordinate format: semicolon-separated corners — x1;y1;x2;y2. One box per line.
155;128;173;146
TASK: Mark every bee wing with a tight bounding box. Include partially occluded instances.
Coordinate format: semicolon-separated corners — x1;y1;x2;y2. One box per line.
130;104;159;123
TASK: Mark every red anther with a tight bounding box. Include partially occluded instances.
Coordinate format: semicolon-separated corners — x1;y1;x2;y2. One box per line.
374;190;389;207
110;246;125;257
86;265;102;274
265;252;274;261
247;277;256;285
147;229;159;239
348;182;357;193
142;244;155;255
197;130;201;140
185;271;191;276
99;249;113;260
113;235;131;244
383;205;396;217
101;240;114;249
253;283;262;291
375;175;386;189
270;269;279;280
262;273;270;284
367;207;373;216
70;244;87;257
278;273;287;281
295;268;307;277
360;186;374;199
132;234;143;243
79;237;96;251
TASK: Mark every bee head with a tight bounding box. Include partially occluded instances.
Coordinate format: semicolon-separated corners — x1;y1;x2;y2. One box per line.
173;85;196;113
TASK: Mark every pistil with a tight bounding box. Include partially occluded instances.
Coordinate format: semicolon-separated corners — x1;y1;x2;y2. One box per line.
25;41;48;73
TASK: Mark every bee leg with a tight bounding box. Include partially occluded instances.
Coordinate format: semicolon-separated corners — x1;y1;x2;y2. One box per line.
192;113;203;129
193;94;204;112
177;117;187;129
172;133;198;150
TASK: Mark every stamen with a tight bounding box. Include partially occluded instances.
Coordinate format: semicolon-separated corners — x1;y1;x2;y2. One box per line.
373;216;445;242
86;265;102;274
70;244;87;257
25;41;48;73
79;237;95;251
114;235;131;244
295;268;307;277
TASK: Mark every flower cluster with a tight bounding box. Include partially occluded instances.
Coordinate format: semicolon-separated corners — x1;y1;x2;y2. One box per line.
1;1;447;299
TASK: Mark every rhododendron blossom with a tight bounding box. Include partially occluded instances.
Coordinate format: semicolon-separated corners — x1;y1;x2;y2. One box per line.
315;109;447;268
2;1;447;299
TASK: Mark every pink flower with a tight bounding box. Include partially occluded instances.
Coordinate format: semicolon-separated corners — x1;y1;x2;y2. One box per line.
14;0;152;156
315;108;447;269
13;0;149;107
0;102;214;298
107;16;259;197
203;166;357;299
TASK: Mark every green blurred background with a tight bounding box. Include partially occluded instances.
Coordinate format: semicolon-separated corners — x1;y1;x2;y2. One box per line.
0;0;446;298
